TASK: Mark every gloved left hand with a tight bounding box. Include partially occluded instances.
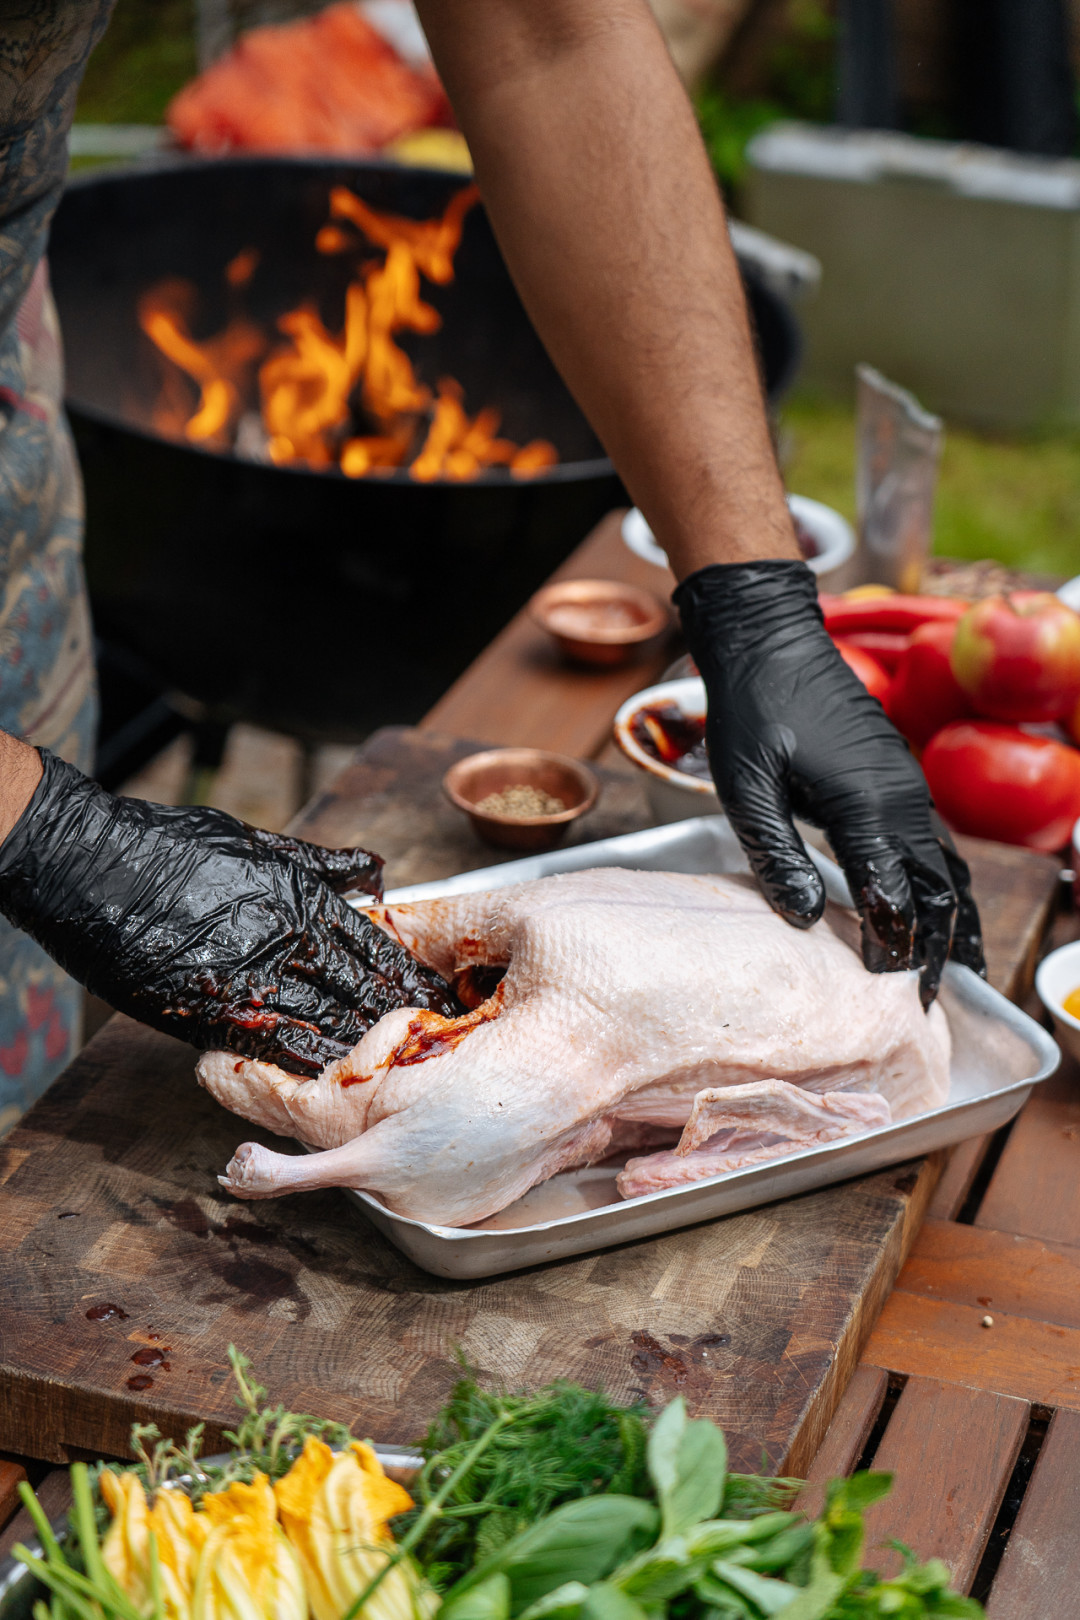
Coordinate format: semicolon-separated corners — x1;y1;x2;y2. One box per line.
0;750;460;1075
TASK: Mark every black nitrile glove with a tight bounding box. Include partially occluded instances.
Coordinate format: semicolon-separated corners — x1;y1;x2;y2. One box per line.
0;751;460;1075
675;559;985;1007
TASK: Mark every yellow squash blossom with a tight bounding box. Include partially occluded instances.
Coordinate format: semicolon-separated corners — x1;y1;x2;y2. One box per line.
193;1475;306;1620
275;1438;437;1620
101;1469;209;1620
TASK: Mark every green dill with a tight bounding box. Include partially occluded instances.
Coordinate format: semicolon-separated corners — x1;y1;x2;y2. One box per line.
396;1376;651;1587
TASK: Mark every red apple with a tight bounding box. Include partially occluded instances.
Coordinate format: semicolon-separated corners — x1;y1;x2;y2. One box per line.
950;591;1080;722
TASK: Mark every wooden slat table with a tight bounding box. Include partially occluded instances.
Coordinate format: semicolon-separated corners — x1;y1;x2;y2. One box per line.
0;509;1067;1609
799;904;1080;1610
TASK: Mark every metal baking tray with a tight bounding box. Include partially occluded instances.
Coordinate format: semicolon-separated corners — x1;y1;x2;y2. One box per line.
341;815;1059;1279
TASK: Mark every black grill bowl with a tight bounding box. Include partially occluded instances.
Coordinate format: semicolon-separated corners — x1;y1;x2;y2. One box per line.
50;157;623;740
50;157;798;741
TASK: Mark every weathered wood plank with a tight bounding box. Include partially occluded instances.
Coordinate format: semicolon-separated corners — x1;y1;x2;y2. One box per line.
0;1468;70;1563
795;1364;888;1517
925;1135;994;1223
975;1059;1080;1246
864;1291;1080;1409
289;727;653;888
860;1376;1027;1588
985;1408;1080;1619
959;843;1060;1004
897;1218;1080;1332
0;1457;27;1537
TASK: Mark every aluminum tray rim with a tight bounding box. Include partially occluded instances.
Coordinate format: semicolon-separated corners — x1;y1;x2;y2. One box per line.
334;814;1060;1270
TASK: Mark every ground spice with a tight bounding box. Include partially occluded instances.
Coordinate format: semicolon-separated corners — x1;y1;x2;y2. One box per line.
475;784;566;818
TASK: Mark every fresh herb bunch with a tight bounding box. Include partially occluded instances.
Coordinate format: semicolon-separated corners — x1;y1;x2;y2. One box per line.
402;1376;803;1592
12;1356;985;1620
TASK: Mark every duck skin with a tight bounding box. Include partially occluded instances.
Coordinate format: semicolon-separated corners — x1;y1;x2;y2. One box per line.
196;868;951;1227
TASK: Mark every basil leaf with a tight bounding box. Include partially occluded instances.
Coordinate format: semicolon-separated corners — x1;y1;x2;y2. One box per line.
581;1585;650;1620
712;1562;801;1617
515;1582;591;1620
443;1496;658;1616
646;1397;728;1538
768;1541;845;1620
825;1472;893;1515
614;1535;700;1603
689;1513;800;1558
441;1574;512;1620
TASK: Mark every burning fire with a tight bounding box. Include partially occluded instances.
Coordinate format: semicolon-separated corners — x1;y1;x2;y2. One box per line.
138;184;558;482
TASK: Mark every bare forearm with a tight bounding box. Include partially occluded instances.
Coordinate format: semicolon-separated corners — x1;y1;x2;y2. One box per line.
414;0;798;577
0;731;41;843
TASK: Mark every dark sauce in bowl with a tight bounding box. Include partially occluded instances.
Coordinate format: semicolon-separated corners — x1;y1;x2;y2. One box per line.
629;703;711;780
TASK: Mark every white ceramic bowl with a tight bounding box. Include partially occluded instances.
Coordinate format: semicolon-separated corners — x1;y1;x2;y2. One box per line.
1057;574;1080;614
622;494;856;579
1035;937;1080;1063
613;676;720;824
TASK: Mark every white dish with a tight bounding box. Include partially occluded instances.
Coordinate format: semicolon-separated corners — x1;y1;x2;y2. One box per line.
1035;937;1080;1064
344;815;1059;1278
611;676;717;824
622;495;856;578
1057;574;1080;614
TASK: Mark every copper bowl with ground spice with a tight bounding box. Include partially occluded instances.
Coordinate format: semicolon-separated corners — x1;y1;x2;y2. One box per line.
442;747;599;851
528;578;669;667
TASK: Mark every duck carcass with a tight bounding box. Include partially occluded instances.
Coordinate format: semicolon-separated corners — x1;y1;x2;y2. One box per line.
196;868;951;1226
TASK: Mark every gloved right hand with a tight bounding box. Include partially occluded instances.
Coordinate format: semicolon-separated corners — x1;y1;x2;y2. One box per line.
675;559;985;1007
0;750;460;1075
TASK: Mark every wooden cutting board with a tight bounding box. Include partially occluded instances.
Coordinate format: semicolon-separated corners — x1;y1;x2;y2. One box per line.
0;728;1061;1477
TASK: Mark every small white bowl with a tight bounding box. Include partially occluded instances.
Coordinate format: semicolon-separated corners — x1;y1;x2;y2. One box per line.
1057;574;1080;614
622;494;856;580
613;676;719;824
1035;937;1080;1064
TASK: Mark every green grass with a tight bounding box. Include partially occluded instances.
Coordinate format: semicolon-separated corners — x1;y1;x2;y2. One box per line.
781;393;1080;579
76;0;195;126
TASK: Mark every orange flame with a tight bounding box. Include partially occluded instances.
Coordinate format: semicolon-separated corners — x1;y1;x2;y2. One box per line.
138;185;559;481
137;278;265;447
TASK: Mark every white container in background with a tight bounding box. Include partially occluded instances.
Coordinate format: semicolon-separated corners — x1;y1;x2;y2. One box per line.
1035;935;1080;1065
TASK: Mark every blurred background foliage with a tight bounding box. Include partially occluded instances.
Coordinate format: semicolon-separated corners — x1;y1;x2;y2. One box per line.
76;0;195;124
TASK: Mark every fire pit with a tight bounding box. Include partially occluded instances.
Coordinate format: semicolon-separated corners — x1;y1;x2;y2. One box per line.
49;157;796;739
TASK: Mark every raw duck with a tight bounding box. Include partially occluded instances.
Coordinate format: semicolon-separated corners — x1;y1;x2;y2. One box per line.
197;868;951;1227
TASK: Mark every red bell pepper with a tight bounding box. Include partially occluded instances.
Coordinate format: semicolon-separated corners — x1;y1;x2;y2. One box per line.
833;630;911;674
820;594;968;636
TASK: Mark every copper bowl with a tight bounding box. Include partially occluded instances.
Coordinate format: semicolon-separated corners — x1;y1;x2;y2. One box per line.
443;748;599;851
528;578;669;667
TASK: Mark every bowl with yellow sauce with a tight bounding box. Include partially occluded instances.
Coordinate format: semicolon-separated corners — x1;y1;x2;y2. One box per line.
1035;937;1080;1063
